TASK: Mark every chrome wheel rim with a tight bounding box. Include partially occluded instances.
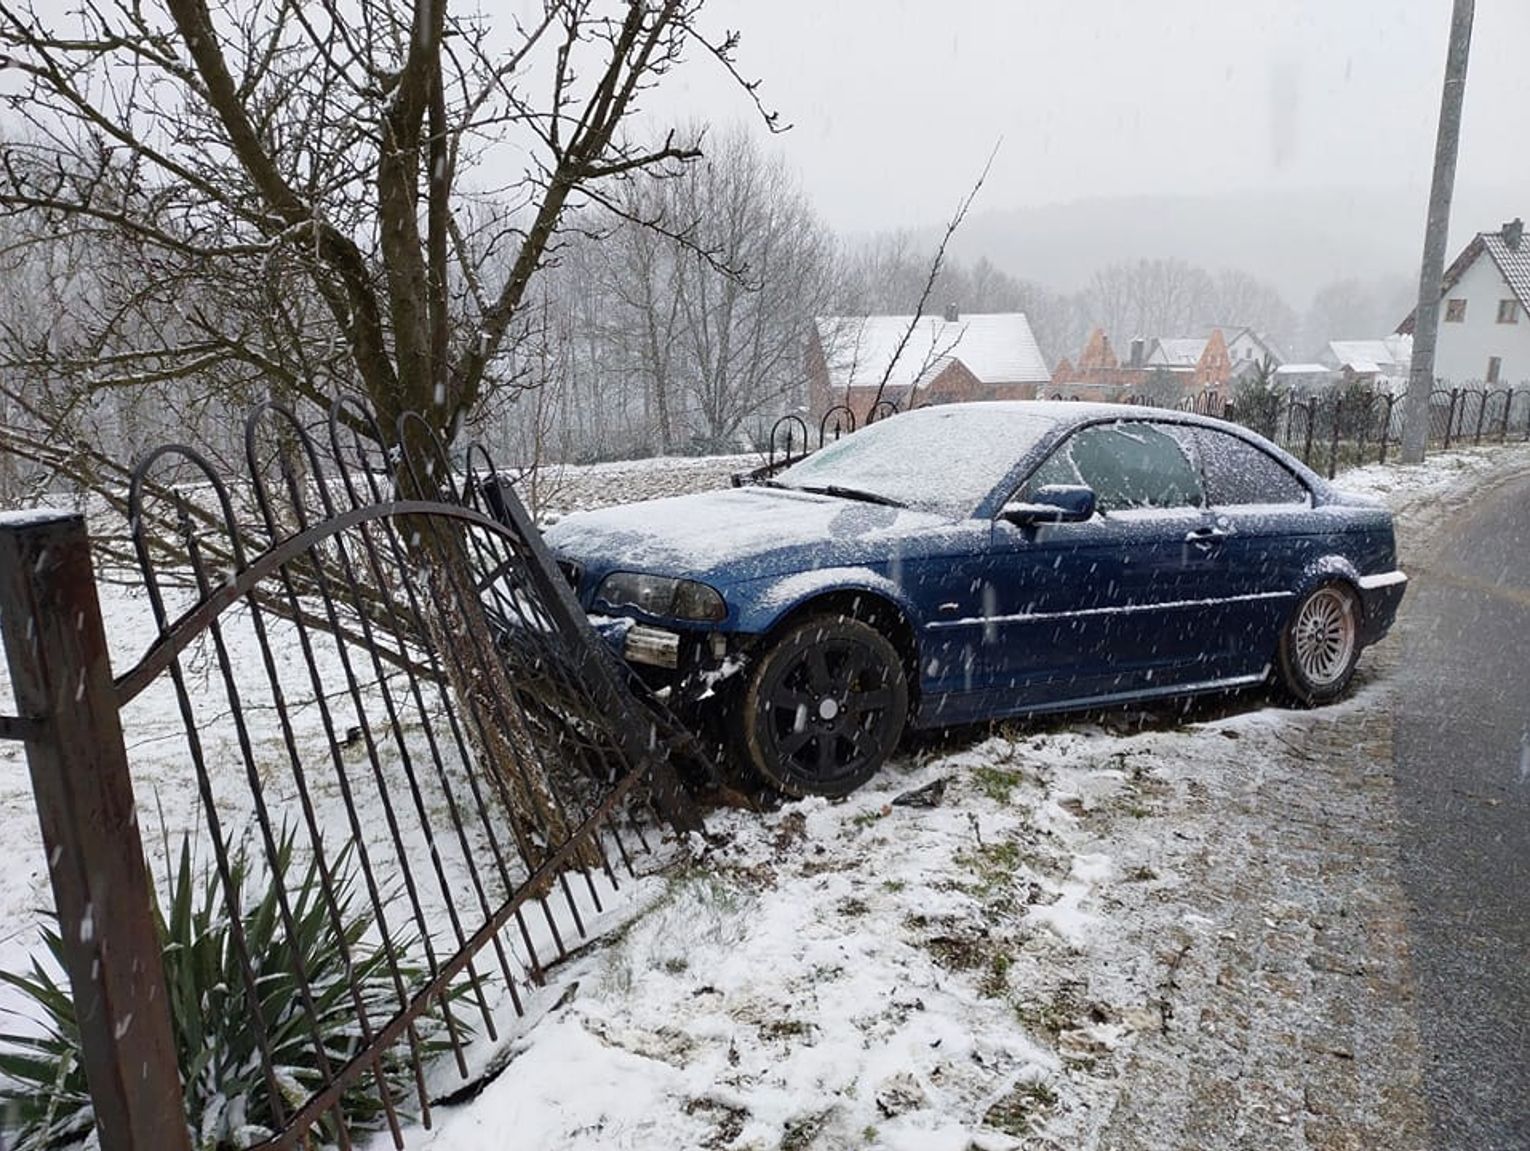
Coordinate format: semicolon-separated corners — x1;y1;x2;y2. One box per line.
1292;587;1356;687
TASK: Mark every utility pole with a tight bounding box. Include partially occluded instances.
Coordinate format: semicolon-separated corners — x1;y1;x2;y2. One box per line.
1401;0;1474;464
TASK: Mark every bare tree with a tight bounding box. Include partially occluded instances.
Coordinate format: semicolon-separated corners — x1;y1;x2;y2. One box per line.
1082;258;1216;348
1211;269;1298;355
0;0;771;468
588;126;837;453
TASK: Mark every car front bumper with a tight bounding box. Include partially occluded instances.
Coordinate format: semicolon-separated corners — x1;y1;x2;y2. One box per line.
589;615;753;705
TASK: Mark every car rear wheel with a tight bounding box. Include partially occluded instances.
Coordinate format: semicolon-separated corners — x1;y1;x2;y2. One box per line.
1276;581;1361;705
738;615;909;797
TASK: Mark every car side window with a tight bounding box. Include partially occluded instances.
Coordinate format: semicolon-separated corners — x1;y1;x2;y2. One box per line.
1192;428;1309;506
1022;422;1204;513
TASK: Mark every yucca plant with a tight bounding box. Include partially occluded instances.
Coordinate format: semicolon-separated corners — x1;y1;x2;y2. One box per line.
0;829;468;1151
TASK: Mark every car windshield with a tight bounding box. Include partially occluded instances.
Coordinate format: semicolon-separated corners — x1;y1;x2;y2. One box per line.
775;406;1059;517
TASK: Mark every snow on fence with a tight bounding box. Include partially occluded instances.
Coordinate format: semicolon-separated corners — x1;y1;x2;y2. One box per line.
0;400;706;1151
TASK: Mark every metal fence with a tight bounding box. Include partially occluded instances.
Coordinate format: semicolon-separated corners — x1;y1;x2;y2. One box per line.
757;385;1530;481
0;400;705;1151
1219;384;1530;478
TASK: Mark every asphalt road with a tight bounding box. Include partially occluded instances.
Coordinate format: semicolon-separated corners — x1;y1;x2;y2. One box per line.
1395;469;1530;1150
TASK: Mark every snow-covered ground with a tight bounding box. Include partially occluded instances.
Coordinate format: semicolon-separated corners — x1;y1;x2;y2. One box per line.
382;441;1530;1150
1;440;1527;1150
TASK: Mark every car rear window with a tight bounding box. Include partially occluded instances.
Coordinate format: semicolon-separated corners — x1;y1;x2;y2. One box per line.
1192;428;1309;506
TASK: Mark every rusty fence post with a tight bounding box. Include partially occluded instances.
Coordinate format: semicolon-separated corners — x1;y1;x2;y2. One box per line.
0;512;191;1151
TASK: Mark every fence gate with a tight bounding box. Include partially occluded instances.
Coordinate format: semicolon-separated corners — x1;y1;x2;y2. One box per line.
0;400;706;1151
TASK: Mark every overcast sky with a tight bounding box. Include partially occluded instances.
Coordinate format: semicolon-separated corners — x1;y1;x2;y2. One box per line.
646;1;1529;237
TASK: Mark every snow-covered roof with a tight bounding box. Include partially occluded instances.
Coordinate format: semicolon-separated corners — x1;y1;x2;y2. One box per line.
1145;338;1207;369
813;313;1050;390
1275;363;1335;375
1324;335;1412;373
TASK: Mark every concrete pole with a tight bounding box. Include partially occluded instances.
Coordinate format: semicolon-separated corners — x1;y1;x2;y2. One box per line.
1401;0;1475;464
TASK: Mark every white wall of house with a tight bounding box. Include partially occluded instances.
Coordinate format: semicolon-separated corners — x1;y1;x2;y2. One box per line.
1226;330;1278;367
1434;254;1530;385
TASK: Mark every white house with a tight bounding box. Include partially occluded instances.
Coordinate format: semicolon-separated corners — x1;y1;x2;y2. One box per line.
1221;326;1286;370
1398;217;1530;385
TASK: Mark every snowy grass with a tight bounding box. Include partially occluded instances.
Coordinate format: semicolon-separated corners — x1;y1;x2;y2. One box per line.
380;699;1380;1151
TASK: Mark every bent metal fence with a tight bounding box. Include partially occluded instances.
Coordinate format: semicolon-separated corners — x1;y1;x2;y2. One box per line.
0;400;705;1151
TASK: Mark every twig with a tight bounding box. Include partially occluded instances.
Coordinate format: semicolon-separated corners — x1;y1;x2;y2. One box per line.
866;138;1001;414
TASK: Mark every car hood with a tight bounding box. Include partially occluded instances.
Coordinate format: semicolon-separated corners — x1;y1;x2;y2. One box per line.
545;486;972;583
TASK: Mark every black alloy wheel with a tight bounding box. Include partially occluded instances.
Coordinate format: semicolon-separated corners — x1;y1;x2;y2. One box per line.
739;615;909;797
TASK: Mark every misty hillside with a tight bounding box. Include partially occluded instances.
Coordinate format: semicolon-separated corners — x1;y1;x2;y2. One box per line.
947;183;1520;306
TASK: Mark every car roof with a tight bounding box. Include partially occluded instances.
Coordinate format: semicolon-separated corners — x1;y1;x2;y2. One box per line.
899;399;1226;432
890;400;1332;509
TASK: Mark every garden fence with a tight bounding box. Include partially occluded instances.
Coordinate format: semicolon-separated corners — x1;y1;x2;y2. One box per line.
0;400;706;1151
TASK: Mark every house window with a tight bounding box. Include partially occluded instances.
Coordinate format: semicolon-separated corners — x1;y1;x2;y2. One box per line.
1445;299;1468;322
1486;356;1501;384
1498;299;1520;324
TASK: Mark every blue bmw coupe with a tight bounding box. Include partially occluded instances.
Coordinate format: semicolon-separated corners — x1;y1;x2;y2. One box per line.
546;402;1407;796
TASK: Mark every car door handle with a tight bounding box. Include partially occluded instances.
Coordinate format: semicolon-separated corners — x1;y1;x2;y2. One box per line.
1184;527;1229;545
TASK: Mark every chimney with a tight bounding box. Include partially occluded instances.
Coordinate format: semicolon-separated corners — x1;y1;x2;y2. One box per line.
1504;218;1524;251
943;302;958;322
1129;337;1145;369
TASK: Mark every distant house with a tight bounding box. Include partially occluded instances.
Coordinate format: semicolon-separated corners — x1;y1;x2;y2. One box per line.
1319;335;1413;394
1273;363;1340;394
1222;326;1286;370
1051;327;1238;403
1045;329;1140;402
1143;330;1234;390
1397;217;1530;386
806;309;1050;423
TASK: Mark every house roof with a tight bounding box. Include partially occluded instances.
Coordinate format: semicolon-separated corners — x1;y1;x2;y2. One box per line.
1484;229;1530;313
1324;335;1412;373
1397;220;1530;334
1145;338;1207;369
813;312;1050;391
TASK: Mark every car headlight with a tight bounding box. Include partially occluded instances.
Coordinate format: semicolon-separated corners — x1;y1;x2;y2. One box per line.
594;571;727;622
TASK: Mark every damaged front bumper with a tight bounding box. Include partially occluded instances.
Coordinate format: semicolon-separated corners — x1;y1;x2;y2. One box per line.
588;615;751;706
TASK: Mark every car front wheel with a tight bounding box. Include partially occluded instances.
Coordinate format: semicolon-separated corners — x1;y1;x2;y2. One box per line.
1276;581;1361;705
738;614;909;797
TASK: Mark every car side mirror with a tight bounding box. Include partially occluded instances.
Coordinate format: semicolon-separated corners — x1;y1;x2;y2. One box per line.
1001;484;1097;527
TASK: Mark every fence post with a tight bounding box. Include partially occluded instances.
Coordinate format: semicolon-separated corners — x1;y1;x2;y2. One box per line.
0;512;191;1151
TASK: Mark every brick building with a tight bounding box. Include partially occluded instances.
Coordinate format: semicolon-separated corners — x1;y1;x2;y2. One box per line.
806;309;1051;424
1050;327;1240;405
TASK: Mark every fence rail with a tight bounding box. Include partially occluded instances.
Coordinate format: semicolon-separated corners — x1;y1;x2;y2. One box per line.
0;399;706;1151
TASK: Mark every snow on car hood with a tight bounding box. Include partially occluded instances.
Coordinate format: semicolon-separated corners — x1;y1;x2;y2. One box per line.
544;485;970;582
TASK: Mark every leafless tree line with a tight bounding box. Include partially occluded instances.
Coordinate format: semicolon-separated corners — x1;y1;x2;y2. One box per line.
0;0;1415;504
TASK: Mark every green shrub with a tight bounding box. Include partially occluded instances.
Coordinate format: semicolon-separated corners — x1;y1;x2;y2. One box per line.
0;830;466;1151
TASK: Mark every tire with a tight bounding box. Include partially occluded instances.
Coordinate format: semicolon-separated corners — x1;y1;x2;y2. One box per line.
737;614;909;797
1275;581;1362;705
